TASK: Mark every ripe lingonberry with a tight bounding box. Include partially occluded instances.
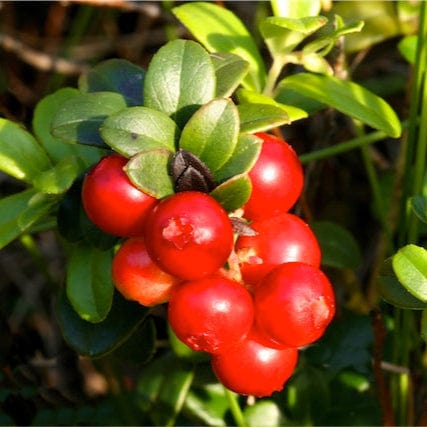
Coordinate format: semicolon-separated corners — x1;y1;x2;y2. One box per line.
211;328;298;397
168;275;254;354
243;132;303;221
112;237;180;307
254;262;335;348
235;213;321;287
82;154;157;237
144;191;234;281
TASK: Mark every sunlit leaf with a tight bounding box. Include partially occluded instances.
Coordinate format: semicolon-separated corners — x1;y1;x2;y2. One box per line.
279;73;402;138
172;2;266;92
270;0;321;18
238;103;290;133
210;174;252;212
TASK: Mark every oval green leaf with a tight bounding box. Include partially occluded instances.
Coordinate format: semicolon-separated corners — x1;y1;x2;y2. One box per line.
172;2;266;92
126;149;175;198
66;242;114;323
214;133;261;183
210;174;252;212
210;52;249;98
101;106;180;157
79;58;145;106
410;195;427;224
311;221;362;269
57;288;150;358
279;73;402;138
51;91;128;147
179;98;239;172
0;118;52;183
392;244;427;302
144;39;216;129
238;103;290;133
33;87;103;168
378;259;427;310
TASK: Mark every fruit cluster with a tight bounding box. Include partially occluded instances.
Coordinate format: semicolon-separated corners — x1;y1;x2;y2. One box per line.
81;132;335;397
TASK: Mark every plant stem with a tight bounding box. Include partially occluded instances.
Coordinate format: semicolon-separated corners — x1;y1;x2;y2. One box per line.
223;387;248;427
263;55;286;97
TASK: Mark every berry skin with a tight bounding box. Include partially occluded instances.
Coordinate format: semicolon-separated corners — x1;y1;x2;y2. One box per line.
235;213;321;287
82;154;157;237
211;328;298;397
168;275;254;354
254;262;335;348
112;238;180;307
144;191;234;281
243;132;303;221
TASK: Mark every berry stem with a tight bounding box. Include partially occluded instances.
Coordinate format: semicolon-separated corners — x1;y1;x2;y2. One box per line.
223;386;248;427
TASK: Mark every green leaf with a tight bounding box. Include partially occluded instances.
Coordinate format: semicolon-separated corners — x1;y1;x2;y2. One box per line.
179;98;239;172
33;155;80;194
392;244;427;302
245;400;286;427
0;118;52;183
238;103;290;133
79;58;145;106
410;195;427;223
378;259;427;310
33;87;103;167
66;242;114;323
237;88;308;122
260;16;328;57
126;149;174;198
279;73;402;138
311;221;362;269
51;92;128;147
57;288;150;358
398;35;417;64
101;106;180;157
214;133;262;183
0;188;38;249
275;85;325;115
210;52;249;98
172;2;266;92
271;0;321;18
210;174;252;212
17;192;59;232
144;39;216;129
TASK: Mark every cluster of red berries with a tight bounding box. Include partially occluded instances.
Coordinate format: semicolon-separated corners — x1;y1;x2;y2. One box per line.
81;132;336;397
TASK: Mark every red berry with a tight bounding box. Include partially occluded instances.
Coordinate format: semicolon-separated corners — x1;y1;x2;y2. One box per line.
211;328;298;397
82;154;157;237
254;262;335;348
144;191;234;281
112;238;180;307
168;275;254;354
235;213;321;286
243;133;303;220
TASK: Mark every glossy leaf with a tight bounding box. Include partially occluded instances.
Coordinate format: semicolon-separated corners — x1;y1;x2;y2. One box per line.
101;106;180;157
51;92;128;147
378;259;427;310
271;0;321;18
33;87;103;167
210;174;252;212
179;98;239;172
32;155;80;194
260;16;328;57
214;133;262;183
66;242;114;323
0;188;38;249
210;52;249;98
79;58;145;106
0;118;52;183
237;88;307;122
392;244;427;302
238;102;290;133
311;221;362;269
144;39;216;129
17;192;59;232
172;2;266;92
279;73;402;138
126;149;175;198
57;289;150;358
